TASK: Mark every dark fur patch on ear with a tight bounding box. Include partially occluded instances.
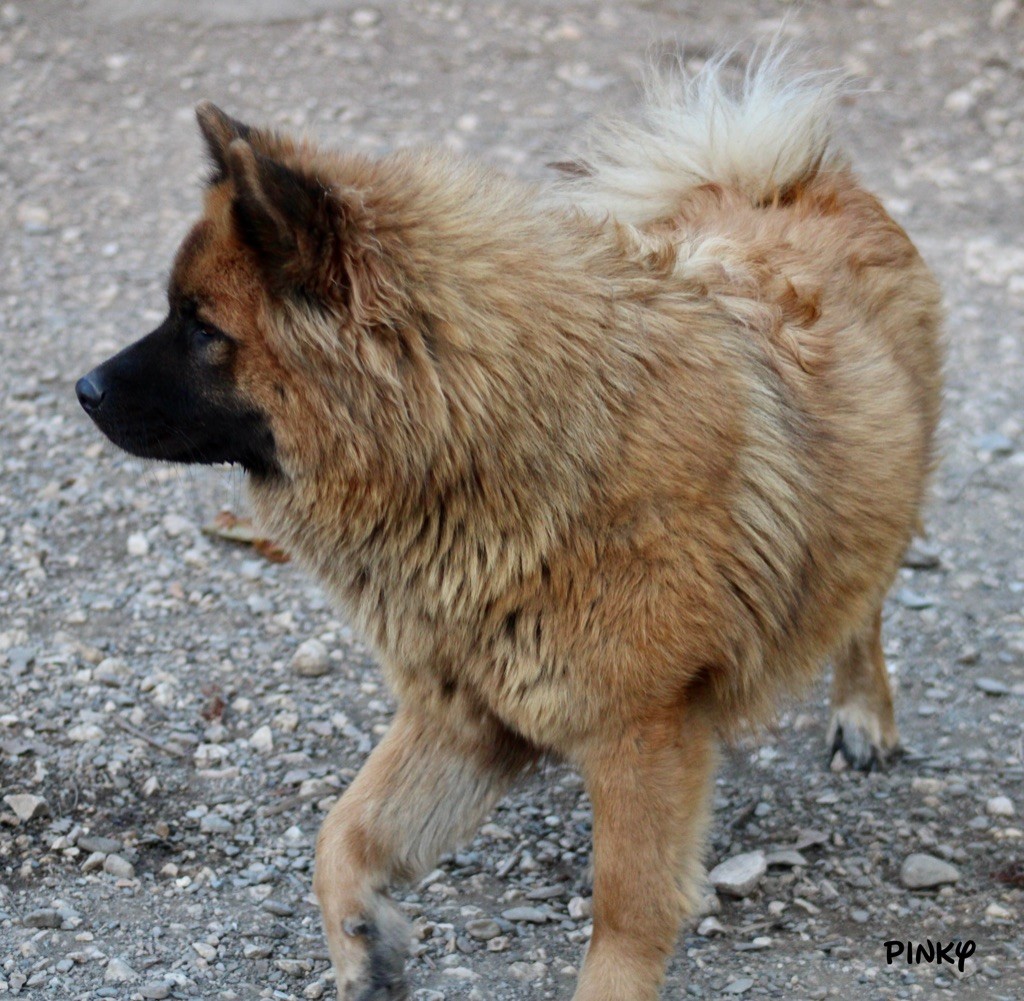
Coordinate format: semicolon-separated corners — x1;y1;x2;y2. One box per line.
227;140;342;302
196;102;255;185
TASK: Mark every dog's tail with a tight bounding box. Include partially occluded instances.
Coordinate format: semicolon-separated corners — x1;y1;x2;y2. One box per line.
557;47;846;225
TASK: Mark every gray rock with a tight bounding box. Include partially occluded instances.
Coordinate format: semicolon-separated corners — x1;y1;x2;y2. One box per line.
465;918;502;940
261;899;295;916
200;813;234;834
765;849;808;869
975;677;1010;696
973;432;1014;455
102;854;135;879
500;906;548;923
900;853;960;889
23;908;63;928
902;539;942;569
140;983;171;1000
895;588;935;609
723;978;755;994
78;835;122;854
709;850;767;897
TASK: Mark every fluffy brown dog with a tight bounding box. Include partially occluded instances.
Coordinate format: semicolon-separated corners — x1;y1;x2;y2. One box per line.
77;52;942;1001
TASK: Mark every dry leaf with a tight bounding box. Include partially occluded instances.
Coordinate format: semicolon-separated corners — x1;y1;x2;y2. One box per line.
202;510;290;563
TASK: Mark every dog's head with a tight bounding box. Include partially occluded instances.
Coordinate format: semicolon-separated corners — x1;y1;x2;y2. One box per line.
76;103;430;485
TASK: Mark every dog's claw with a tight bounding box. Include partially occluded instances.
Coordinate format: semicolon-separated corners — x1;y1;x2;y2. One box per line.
827;707;901;772
830;722;877;771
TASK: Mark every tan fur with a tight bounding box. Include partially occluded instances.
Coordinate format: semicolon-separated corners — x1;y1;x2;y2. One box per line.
170;88;942;999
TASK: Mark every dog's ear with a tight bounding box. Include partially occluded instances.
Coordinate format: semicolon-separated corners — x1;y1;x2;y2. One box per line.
196;102;255;184
225;139;340;299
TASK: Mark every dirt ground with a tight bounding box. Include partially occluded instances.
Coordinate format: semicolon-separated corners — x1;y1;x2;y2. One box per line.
1;1;1023;999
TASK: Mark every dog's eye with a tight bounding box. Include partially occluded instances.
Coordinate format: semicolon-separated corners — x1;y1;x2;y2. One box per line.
191;322;225;349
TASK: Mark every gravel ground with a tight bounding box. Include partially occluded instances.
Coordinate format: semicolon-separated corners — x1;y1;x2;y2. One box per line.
2;1;1024;999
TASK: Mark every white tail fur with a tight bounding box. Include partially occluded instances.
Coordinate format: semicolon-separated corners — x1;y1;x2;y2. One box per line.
559;47;846;225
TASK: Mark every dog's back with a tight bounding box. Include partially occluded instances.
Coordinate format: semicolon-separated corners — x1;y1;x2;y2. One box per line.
550;52;944;732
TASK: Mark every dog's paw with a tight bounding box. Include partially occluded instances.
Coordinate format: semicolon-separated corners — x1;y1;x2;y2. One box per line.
826;704;900;772
331;900;410;1000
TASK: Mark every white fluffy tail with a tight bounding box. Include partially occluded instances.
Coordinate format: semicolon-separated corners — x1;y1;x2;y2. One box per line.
559;47;846;225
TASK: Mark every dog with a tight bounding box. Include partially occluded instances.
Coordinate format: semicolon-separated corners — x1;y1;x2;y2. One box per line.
76;51;942;1001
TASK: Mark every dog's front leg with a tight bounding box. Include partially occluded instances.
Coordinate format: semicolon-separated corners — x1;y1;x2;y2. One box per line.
315;704;537;1000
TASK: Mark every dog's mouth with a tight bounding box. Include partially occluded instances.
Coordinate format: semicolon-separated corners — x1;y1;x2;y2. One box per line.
76;386;229;466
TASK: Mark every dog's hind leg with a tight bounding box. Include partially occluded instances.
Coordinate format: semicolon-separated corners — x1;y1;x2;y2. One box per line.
571;705;717;1001
827;607;901;771
314;705;537;1000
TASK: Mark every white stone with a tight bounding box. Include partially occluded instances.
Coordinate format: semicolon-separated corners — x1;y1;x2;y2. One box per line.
987;796;1015;817
697;915;727;936
162;514;193;537
508;961;546;982
104;957;137;982
67;723;104;741
708;850;767;897
350;8;380;27
441;966;479;981
567;896;592;920
3;793;47;822
81;852;107;873
291;639;330;677
249;724;274;753
985;902;1014;920
126;532;149;556
990;0;1018;30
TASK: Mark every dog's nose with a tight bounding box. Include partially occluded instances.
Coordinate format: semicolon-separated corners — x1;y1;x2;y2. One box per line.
75;372;106;414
